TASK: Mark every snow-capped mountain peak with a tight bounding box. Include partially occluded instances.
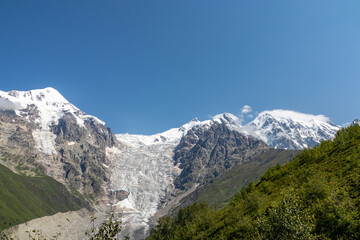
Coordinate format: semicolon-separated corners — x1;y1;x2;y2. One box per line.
212;112;239;124
256;110;332;126
7;87;69;106
244;109;340;150
211;112;243;132
0;87;107;155
0;87;105;130
116;109;340;151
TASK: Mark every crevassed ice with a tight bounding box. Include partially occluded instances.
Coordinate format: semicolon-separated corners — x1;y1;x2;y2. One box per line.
106;141;179;238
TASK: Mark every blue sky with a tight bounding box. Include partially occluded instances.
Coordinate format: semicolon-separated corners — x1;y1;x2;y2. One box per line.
0;1;359;134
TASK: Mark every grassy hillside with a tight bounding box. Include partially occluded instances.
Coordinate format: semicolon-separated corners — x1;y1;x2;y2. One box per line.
184;149;299;209
0;163;89;231
148;125;360;239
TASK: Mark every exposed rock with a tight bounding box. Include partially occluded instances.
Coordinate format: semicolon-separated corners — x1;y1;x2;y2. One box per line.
0;106;119;201
0;110;39;175
48;113;119;199
174;123;269;191
108;190;130;203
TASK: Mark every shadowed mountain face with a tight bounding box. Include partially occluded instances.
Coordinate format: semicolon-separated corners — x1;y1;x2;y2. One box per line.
174;123;269;191
180;149;300;209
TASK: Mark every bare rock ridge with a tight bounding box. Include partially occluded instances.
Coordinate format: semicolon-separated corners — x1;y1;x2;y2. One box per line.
174;122;269;191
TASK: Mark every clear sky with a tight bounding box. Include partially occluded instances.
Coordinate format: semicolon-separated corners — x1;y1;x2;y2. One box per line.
0;1;359;134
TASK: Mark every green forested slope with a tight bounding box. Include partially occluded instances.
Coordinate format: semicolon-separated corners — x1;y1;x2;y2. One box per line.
183;149;299;209
0;163;89;231
148;125;360;240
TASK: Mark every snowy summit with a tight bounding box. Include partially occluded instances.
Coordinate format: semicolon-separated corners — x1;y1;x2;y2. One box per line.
0;87;104;130
244;109;340;150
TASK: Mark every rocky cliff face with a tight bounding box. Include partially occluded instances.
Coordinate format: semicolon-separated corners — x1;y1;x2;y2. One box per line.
174;122;269;191
49;113;118;199
0;88;118;201
0;110;39;175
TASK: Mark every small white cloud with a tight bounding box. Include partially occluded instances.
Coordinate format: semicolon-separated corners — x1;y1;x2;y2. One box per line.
241;105;252;114
238;105;255;124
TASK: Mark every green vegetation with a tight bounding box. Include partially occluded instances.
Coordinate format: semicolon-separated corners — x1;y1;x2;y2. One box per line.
186;149;299;209
148;125;360;239
86;208;130;240
0;163;89;231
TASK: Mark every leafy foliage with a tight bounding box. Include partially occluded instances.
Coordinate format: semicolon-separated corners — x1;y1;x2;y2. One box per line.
86;208;129;240
148;125;360;239
148;202;215;240
255;192;314;240
185;149;299;209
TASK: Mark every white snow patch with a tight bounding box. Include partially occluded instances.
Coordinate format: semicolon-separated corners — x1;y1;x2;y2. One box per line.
32;130;58;155
211;113;243;131
85;115;106;125
114;197;136;212
0;97;19;110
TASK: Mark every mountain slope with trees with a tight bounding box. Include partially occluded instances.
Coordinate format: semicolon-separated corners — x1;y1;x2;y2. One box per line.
0;163;89;231
181;149;299;209
148;124;360;239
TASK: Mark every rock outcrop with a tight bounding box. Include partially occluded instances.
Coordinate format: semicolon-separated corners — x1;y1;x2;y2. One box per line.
174;122;269;191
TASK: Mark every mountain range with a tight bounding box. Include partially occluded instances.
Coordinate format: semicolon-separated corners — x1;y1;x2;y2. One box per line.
147;124;360;240
0;87;341;239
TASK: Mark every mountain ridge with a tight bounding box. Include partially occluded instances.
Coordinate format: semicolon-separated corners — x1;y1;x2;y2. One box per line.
0;87;343;239
0;87;340;151
244;109;340;149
